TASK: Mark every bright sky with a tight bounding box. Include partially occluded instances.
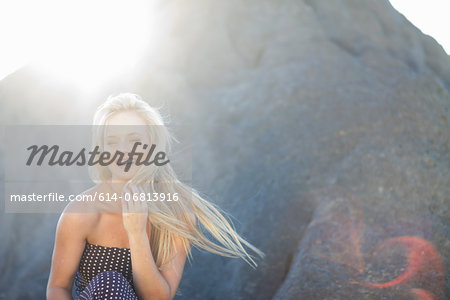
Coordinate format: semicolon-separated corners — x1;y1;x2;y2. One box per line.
0;1;448;86
389;0;449;55
0;0;165;91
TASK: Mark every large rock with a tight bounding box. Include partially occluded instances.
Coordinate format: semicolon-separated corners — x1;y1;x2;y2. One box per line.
0;0;448;299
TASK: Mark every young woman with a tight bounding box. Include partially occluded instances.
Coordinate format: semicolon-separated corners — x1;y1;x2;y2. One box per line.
46;93;265;300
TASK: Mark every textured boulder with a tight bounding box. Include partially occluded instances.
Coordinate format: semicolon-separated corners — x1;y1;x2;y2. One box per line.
0;0;449;299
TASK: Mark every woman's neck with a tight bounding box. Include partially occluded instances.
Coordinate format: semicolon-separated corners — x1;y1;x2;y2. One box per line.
97;178;130;213
107;177;128;194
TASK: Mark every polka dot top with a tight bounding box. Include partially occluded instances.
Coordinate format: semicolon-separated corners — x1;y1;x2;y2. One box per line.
74;241;136;297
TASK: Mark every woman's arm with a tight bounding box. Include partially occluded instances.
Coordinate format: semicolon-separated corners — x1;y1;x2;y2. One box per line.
46;202;96;300
122;185;190;300
128;231;189;300
46;286;72;300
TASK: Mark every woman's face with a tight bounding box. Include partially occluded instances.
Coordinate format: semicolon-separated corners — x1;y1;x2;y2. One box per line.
103;110;151;181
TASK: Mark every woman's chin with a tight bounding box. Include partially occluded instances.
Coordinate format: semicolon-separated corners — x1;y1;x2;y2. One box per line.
109;165;140;180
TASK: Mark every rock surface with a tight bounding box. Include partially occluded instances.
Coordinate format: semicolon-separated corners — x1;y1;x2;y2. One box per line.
0;0;449;299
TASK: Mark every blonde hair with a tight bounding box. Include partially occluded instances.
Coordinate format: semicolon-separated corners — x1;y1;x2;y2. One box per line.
88;93;265;293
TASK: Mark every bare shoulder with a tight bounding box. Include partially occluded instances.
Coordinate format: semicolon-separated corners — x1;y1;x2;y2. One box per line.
48;184;103;292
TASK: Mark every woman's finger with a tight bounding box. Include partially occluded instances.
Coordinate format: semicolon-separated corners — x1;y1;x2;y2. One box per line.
134;184;145;214
138;185;148;213
129;183;139;213
122;186;130;213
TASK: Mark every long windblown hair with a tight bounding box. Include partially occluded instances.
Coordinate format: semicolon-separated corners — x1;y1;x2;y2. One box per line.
88;93;265;285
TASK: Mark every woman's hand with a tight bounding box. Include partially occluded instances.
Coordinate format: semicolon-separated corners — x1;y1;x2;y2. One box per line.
121;183;149;237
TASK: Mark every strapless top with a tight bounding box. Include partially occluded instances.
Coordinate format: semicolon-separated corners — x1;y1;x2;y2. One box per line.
74;241;136;297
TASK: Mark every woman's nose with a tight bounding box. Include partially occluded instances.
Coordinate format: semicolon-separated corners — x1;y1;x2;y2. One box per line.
117;140;132;154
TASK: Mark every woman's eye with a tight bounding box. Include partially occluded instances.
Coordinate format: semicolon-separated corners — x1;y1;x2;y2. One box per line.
105;139;140;145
